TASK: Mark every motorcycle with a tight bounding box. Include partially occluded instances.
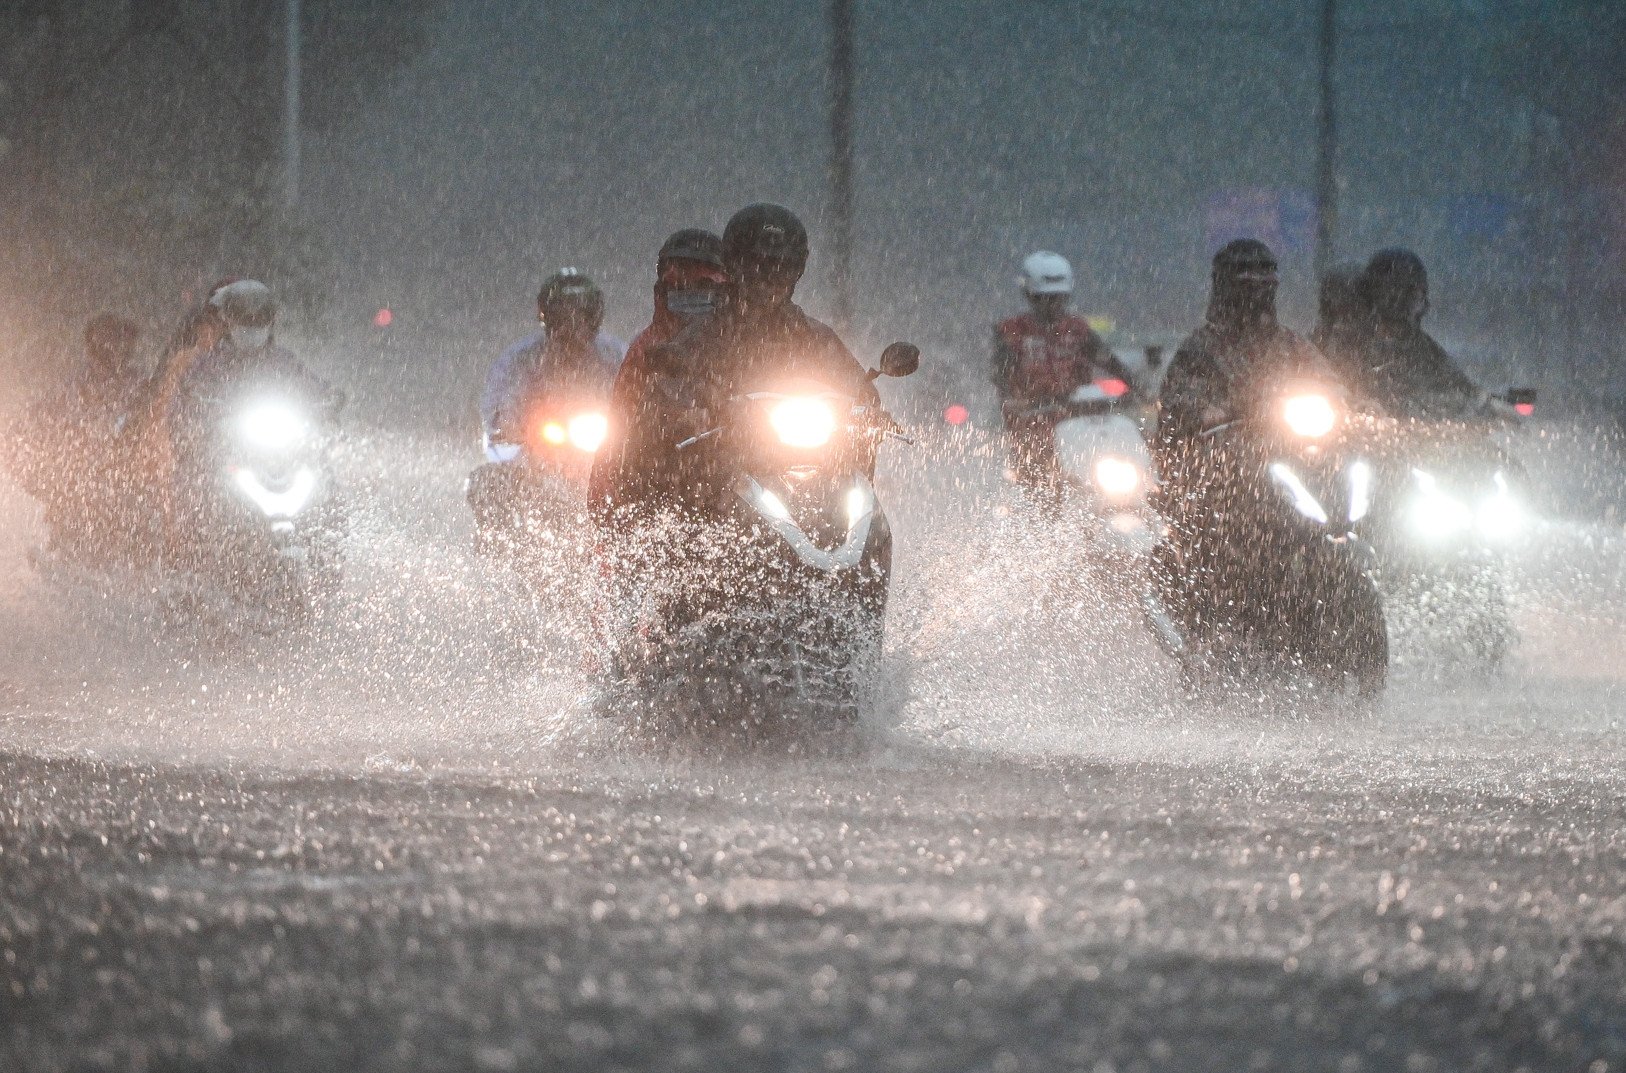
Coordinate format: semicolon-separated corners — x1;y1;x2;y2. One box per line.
1353;389;1536;667
469;397;609;557
169;384;346;623
1024;377;1162;557
1144;377;1388;695
604;343;920;735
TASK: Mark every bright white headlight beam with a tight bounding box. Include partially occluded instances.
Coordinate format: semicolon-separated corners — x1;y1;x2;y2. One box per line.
1093;456;1142;498
1281;393;1337;439
566;411;609;453
769;397;837;449
238;403;309;451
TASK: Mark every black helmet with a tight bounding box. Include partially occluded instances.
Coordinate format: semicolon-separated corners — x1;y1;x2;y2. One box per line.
1362;247;1429;326
658;228;724;271
722;203;809;281
1208;239;1279;330
1317;261;1366;328
537;268;605;332
1365;247;1427;290
1212;238;1278;284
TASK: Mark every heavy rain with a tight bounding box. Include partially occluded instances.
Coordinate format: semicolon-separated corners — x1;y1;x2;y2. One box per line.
2;1;1624;1070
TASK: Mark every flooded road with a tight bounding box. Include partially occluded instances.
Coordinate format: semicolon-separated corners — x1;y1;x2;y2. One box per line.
2;424;1623;1072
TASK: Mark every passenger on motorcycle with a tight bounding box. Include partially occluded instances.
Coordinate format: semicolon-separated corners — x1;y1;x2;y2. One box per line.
992;251;1129;500
163;281;338;562
468;269;627;546
1342;248;1493;422
588;230;728;523
7;313;145;557
593;203;883;524
120;277;242;546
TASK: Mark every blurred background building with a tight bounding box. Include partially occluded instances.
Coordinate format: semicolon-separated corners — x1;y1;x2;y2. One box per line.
3;0;1621;426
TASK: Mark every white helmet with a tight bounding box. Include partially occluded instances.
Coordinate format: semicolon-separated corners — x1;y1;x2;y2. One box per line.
1020;251;1074;296
210;279;276;349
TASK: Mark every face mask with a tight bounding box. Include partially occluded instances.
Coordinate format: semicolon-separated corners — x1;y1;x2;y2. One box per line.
231;326;271;349
665;289;717;318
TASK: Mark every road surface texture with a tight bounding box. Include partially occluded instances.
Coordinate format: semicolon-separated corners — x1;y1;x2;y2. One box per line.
2;427;1623;1072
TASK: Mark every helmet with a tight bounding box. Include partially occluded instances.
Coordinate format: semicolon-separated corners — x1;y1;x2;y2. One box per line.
722;204;809;282
658;228;724;271
1212;239;1278;284
537;268;605;332
210;279;276;348
1020;251;1074;296
1207;239;1279;330
1364;247;1428;291
655;229;728;321
210;279;275;326
1362;247;1429;325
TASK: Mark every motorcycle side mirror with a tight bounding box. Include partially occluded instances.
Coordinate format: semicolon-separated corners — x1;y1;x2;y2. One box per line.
876;342;920;379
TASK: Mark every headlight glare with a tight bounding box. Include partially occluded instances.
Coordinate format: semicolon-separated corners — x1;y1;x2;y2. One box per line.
1281;393;1338;439
1477;472;1524;541
769;397;837;449
1407;469;1471;540
566;412;609;453
238;403;308;451
1093;456;1142;498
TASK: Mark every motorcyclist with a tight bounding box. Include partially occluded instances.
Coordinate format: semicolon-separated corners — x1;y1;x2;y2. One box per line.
1147;240;1345;657
164;280;338;559
7;313;145;556
625;230;728;374
992;251;1129;498
1154;239;1337;499
587;231;728;517
592;203;882;524
1347;248;1490;421
119;278;241;541
467;269;627;545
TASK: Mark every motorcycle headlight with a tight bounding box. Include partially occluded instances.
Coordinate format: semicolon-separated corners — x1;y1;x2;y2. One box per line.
1407;469;1472;540
1347;460;1373;523
1093;456;1142;498
768;397;837;449
845;485;872;526
238;402;308;451
1269;462;1329;524
566;412;609;453
1281;392;1338;439
1477;472;1524;541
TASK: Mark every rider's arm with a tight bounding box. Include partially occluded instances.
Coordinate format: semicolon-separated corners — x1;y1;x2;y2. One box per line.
1417;340;1488;415
1157;344;1228;438
480;336;540;458
586;340;652;525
